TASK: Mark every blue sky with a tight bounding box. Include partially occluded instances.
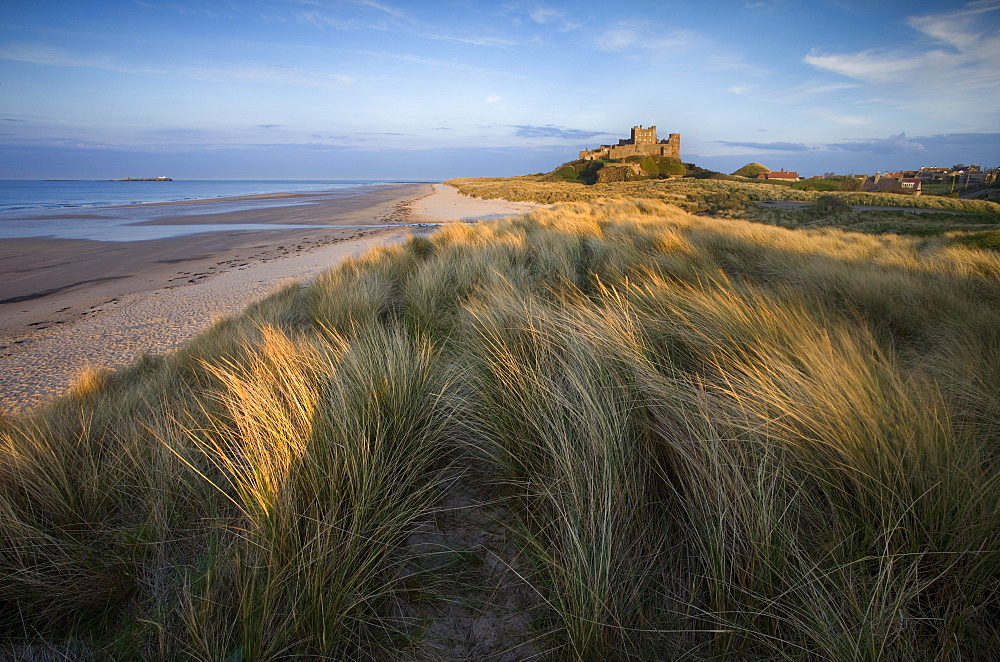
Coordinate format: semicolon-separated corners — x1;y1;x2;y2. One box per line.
1;0;998;179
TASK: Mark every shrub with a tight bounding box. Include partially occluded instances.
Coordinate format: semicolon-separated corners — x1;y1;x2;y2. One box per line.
811;194;851;213
596;164;636;183
552;165;579;183
657;158;686;177
952;229;1000;251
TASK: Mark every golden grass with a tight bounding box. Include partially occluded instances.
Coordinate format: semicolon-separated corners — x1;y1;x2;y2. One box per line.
2;196;998;659
447;175;1000;215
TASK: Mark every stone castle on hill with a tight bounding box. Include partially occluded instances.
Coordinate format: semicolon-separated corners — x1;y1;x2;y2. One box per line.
580;125;680;161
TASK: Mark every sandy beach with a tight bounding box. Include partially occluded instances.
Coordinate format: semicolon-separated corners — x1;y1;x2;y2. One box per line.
0;183;545;412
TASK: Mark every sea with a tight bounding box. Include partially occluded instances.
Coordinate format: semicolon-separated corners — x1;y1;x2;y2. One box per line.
0;179;428;242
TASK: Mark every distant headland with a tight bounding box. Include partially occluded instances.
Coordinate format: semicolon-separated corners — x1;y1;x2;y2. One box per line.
111;177;172;181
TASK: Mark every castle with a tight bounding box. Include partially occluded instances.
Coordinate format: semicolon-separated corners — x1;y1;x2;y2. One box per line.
580;125;680;161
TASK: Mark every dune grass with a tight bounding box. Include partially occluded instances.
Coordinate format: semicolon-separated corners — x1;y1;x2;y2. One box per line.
446;175;1000;217
2;197;998;659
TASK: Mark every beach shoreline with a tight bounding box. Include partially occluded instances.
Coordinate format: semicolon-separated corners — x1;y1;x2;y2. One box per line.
0;183;544;412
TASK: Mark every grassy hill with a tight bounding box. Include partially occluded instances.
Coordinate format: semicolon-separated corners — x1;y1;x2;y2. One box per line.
730;162;769;178
2;189;999;659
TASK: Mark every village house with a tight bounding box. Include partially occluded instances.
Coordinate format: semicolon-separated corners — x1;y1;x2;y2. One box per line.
916;164;995;188
756;170;800;181
917;167;951;181
862;172;922;194
950;165;993;186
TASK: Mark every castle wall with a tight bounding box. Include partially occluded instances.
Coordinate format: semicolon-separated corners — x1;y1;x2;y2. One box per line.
579;125;680;161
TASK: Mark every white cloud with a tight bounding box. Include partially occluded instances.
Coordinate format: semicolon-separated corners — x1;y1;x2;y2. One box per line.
596;22;698;53
485;95;502;103
906;0;1000;52
523;4;580;32
358;50;527;82
803;1;1000;124
598;24;638;51
809;110;868;126
706;54;770;76
529;7;562;24
829;132;929;155
0;43;117;69
299;11;363;30
426;33;520;47
300;2;521;48
182;64;355;88
802;50;918;82
355;0;409;21
0;41;357;92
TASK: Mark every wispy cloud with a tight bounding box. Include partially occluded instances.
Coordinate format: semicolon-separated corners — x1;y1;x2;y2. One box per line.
356;50;533;83
705;54;770;76
426;32;520;47
803;1;1000;121
354;0;409;21
529;7;562;24
485;95;502;103
299;11;365;30
710;131;999;162
182;64;355;88
809;110;868;126
258;124;284;129
0;42;355;91
0;43;117;69
300;0;410;30
827;132;929;155
527;5;580;31
717;140;813;152
804;50;919;82
596;21;698;53
300;2;521;48
906;0;1000;50
509;124;608;140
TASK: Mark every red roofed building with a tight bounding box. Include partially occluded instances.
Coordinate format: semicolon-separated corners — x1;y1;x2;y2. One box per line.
757;170;800;181
862;172;922;194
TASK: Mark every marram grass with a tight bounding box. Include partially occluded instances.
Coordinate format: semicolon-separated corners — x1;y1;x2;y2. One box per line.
1;197;998;660
446;175;1000;215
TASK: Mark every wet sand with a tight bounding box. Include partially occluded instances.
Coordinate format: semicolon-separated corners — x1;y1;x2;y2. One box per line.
0;183;544;412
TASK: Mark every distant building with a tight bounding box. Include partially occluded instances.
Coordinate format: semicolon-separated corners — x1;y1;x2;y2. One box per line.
863;172;922;194
579;125;681;161
950;165;990;186
917;167;950;181
757;170;800;181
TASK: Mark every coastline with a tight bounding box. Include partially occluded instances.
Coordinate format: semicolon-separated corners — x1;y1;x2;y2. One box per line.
0;183;545;412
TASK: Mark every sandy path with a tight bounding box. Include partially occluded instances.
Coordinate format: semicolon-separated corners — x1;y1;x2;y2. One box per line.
0;184;541;413
410;183;544;222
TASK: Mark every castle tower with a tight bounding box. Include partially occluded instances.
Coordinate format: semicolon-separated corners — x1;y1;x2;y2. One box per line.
631;125;657;145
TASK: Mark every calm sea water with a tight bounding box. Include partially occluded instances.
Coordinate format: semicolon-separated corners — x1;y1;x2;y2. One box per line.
0;179;422;213
0;179;428;242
